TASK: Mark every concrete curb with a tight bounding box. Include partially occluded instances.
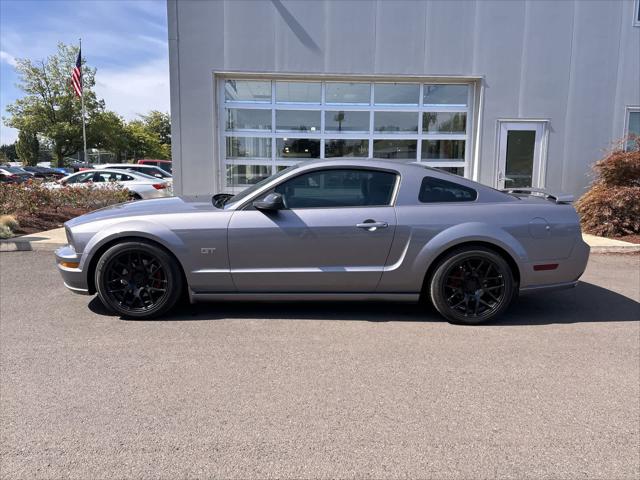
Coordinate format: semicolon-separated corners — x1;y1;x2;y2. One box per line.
588;246;640;254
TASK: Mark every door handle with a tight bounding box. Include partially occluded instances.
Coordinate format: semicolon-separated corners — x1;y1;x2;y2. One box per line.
356;220;388;231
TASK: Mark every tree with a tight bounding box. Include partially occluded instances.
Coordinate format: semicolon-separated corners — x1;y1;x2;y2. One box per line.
86;110;171;161
124;121;166;160
140;111;171;146
90;111;129;161
4;42;104;167
0;143;18;161
133;111;171;160
15;130;40;166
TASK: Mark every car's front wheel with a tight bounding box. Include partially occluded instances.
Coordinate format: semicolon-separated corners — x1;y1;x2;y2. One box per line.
95;241;182;319
430;247;516;325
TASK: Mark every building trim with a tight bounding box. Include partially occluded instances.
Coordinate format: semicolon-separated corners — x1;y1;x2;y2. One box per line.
213;71;484;83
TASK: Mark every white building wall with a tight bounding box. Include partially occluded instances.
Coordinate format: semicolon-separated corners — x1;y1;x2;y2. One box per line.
168;0;640;197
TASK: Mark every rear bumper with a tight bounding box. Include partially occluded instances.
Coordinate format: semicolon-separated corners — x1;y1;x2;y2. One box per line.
140;187;172;199
55;245;90;295
519;238;590;291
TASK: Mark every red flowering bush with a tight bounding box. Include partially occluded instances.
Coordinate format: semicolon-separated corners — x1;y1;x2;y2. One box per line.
575;138;640;237
0;182;130;235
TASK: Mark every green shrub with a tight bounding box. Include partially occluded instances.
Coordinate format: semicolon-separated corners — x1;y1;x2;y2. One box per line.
575;139;640;237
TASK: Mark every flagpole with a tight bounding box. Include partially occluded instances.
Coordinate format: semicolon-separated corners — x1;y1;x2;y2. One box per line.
79;38;88;166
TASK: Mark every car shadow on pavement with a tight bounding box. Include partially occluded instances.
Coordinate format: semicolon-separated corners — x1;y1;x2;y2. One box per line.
89;280;639;325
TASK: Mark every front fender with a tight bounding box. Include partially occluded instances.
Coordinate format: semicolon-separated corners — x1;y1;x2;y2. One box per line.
78;219;187;272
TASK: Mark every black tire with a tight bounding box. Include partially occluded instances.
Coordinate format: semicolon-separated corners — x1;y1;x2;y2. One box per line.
95;241;182;319
429;247;515;325
129;193;142;201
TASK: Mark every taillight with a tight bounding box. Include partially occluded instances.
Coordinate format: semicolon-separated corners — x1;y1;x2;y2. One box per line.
152;183;167;190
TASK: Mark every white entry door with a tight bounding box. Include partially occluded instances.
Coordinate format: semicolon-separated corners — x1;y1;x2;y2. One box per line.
496;121;548;190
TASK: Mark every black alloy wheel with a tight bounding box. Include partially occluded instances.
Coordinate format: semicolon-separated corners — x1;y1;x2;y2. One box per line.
95;241;182;319
430;247;515;324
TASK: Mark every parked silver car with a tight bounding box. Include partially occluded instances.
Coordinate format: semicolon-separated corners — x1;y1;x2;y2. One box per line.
45;169;172;200
55;159;589;324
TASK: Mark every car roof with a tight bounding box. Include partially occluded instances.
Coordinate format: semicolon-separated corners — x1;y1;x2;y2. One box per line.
290;158;470;180
280;158;510;202
68;168;143;176
99;163;156;168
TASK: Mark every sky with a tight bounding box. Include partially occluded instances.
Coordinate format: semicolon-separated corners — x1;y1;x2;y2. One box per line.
0;0;170;145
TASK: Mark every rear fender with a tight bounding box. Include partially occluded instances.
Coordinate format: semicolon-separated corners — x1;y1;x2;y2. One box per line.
411;222;527;281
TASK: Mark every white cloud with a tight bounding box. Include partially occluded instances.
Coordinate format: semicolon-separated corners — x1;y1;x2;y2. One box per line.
0;124;18;145
0;50;17;67
94;56;170;120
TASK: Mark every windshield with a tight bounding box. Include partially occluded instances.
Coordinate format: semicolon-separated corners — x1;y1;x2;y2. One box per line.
132;170;164;181
223;165;299;208
143;167;171;178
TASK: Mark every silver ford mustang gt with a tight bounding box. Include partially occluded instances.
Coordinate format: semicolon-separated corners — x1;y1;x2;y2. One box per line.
55;159;589;324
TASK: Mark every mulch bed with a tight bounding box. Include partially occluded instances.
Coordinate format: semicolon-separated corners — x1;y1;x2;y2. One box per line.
13;207;88;236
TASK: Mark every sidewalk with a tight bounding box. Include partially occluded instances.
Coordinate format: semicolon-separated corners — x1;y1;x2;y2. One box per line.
1;227;638;253
0;228;67;252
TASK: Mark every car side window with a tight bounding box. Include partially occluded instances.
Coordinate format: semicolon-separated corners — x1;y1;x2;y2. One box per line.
93;172;134;182
419;176;477;203
66;172;93;184
273;169;397;209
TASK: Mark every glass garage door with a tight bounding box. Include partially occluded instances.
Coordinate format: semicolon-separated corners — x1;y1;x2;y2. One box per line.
220;79;474;190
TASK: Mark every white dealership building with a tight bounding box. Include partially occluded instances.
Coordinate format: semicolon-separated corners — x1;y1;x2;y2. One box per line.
167;0;640;197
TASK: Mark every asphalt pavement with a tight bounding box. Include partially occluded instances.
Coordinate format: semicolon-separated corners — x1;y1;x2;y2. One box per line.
1;252;639;479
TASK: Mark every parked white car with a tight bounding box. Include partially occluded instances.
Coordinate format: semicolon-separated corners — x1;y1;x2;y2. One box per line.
46;169;172;200
94;163;173;182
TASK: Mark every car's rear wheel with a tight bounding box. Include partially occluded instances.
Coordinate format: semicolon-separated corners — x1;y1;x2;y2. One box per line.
430;247;515;325
95;241;182;319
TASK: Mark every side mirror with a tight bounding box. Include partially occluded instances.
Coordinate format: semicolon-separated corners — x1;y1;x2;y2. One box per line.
253;192;284;211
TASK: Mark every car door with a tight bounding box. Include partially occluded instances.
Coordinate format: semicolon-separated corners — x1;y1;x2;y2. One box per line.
227;168;399;293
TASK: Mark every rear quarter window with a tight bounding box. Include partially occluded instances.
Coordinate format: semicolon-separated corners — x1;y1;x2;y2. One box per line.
419;176;477;203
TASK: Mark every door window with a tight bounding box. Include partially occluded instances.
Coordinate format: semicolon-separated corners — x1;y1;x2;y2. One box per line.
497;121;547;189
93;172;134;182
273;169;397;209
625;109;639;151
505;130;536;188
65;172;94;184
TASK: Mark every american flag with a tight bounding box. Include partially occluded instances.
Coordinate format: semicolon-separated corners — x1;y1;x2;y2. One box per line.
71;49;82;97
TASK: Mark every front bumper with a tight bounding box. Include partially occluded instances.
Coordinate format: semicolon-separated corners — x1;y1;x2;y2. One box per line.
55;245;91;295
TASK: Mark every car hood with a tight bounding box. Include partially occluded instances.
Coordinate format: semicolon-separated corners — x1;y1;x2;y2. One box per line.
66;196;217;227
